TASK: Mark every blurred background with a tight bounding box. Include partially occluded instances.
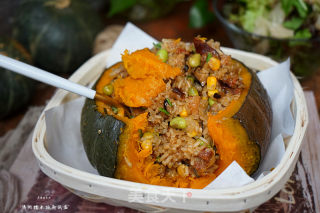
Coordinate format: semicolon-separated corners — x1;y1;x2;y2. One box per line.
0;0;319;133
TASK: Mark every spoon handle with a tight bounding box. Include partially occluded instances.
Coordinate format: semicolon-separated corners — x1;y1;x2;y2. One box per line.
0;54;96;99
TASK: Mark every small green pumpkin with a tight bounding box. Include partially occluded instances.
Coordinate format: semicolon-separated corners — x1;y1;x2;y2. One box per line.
0;38;34;119
13;0;103;74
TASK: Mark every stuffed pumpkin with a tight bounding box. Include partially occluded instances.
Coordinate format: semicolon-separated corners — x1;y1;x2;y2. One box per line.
81;37;272;189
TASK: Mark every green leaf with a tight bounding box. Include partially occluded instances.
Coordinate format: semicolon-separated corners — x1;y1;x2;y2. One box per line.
165;98;173;107
281;0;308;18
189;0;214;28
293;0;308;18
153;42;162;49
281;0;294;15
240;10;258;32
283;17;304;30
206;52;212;62
290;28;312;46
159;107;170;115
108;0;136;17
294;29;312;39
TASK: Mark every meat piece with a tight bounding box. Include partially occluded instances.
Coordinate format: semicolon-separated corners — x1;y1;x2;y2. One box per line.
186;96;201;115
193;157;206;174
198;148;214;161
194;66;209;86
193;37;220;59
129;107;146;117
218;78;240;90
193;148;216;175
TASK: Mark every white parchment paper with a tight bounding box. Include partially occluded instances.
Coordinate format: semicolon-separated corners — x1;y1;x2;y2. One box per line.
45;23;294;189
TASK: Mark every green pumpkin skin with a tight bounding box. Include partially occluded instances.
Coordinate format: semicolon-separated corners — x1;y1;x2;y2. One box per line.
0;38;34;119
14;0;103;74
81;98;125;177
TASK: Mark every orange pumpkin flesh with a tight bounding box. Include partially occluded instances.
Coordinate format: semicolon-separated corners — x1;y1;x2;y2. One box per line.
122;48;181;79
113;76;166;107
208;60;259;176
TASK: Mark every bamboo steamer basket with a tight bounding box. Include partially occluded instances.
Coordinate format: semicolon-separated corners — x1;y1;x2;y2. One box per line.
32;47;308;212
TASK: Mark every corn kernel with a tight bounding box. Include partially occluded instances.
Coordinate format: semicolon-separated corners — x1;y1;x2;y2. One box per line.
141;139;152;151
208;57;221;71
202;96;208;100
208;89;218;97
207;76;217;90
187;130;198;138
180;108;188;117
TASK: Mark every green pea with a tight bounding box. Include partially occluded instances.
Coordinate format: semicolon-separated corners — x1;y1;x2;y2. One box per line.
188;86;198;96
156;49;168;62
188;53;201;67
103;84;114;96
208;97;215;106
170;117;187;129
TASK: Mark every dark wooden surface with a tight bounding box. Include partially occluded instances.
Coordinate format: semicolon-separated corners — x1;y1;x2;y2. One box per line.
0;1;319;136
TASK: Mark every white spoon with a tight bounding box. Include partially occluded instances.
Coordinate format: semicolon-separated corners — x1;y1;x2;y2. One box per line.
0;54;123;109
